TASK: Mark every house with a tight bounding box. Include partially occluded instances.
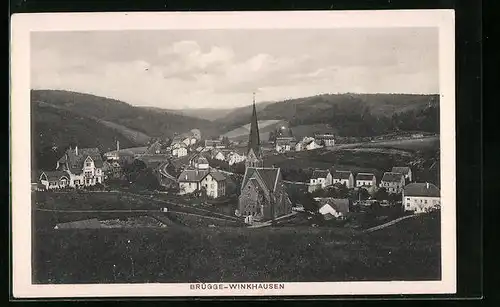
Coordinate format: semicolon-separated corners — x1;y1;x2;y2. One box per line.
145;140;163;155
191;155;210;170
355;173;377;188
402;182;441;213
314;133;335;147
238;95;292;221
392;166;412;182
190;129;202;140
103;161;122;179
308;169;332;193
211;150;226;161
380;172;406;194
172;144;188;158
205;139;225;149
177;168;226;198
275;137;296;153
315;198;349;220
304;139;323;151
38;171;70;189
226;149;246;165
332;171;354;188
56;146;105;187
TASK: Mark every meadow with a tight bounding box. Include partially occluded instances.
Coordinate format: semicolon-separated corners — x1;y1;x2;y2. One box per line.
32;212;440;284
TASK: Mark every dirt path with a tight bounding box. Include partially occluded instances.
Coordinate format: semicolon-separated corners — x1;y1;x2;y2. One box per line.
363;214;416;233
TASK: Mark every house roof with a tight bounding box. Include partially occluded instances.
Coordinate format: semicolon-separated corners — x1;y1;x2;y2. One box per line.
178;169;209;182
58;147;104;174
145;141;163;154
276;137;296;145
314;134;335;140
195;156;209;165
40;170;70;182
333;171;352;180
241;167;280;193
206;170;226;182
392;167;411;175
312;170;330;179
205;140;222;146
381;172;404;182
404;183;440;197
315;198;350;214
356;173;375;181
55;218;101;229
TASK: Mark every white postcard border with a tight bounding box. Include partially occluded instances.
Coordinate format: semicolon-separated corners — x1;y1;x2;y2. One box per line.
11;10;456;298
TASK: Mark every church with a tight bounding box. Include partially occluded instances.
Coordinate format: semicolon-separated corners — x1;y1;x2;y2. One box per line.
238;94;293;222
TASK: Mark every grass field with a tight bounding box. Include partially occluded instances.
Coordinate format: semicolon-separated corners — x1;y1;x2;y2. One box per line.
32;212;440;283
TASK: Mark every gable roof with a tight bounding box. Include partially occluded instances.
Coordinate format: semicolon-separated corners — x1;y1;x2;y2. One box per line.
312;170;330;179
276;137;296;146
58;147;103;174
392;167;411;175
381;172;404;182
404;183;440;197
205;171;226;182
356;173;375;181
178;169;209;182
314;134;335;140
333;171;352;180
315;198;350;214
241;167;280;193
40;170;70;182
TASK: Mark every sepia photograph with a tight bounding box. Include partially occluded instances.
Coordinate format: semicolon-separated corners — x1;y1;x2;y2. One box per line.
11;10;456;297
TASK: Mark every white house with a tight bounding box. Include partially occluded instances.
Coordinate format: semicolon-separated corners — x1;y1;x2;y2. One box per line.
177;168;226;198
191;155;210;170
305;139;323;151
39;171;70;189
314;134;335;147
172;144;188;158
275;137;296;153
355;173;377;188
380;172;406;194
392;166;413;182
403;182;440;213
212;150;226;161
56;146;105;187
332;171;354;188
308;169;332;193
315;198;350;220
226;151;246;165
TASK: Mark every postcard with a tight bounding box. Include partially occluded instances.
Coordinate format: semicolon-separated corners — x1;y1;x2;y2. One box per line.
11;10;456;298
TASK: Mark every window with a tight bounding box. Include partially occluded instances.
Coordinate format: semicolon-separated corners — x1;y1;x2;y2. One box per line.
424;200;428;204
407;198;410;200
86;162;91;167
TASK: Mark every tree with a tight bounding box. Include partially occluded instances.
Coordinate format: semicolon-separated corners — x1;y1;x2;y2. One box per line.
374;187;389;201
221;136;231;147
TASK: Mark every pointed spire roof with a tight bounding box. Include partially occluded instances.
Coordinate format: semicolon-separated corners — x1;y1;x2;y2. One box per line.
247;92;261;156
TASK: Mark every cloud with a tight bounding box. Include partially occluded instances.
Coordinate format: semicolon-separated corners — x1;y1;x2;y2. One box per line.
31;29;439;109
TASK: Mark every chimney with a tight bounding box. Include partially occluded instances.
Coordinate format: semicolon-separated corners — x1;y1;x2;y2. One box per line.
426;182;429;189
75;146;78;156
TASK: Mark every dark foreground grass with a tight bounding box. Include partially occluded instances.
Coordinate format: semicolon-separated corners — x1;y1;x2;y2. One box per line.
32;212;441;283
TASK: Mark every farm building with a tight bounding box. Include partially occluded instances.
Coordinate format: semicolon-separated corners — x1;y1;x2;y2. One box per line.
332;171;354;188
392;166;413;182
315;198;350;220
380;172;406;194
308;169;332;193
402;182;440;213
355;173;377;188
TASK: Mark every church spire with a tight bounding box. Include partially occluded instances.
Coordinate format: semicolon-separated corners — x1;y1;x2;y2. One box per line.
246;92;262;168
248;92;260;155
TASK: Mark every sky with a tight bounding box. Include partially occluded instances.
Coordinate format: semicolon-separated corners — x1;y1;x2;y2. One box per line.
31;28;439;109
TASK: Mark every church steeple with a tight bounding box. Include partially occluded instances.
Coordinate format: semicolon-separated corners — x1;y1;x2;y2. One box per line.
246;92;263;168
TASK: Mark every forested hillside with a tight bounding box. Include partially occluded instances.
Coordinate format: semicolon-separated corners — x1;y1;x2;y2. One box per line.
31;90;221;139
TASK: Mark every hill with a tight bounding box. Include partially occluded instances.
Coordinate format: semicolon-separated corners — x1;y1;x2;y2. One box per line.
142;106;234;121
215;93;439;137
31;101;138;171
31;90;221;139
